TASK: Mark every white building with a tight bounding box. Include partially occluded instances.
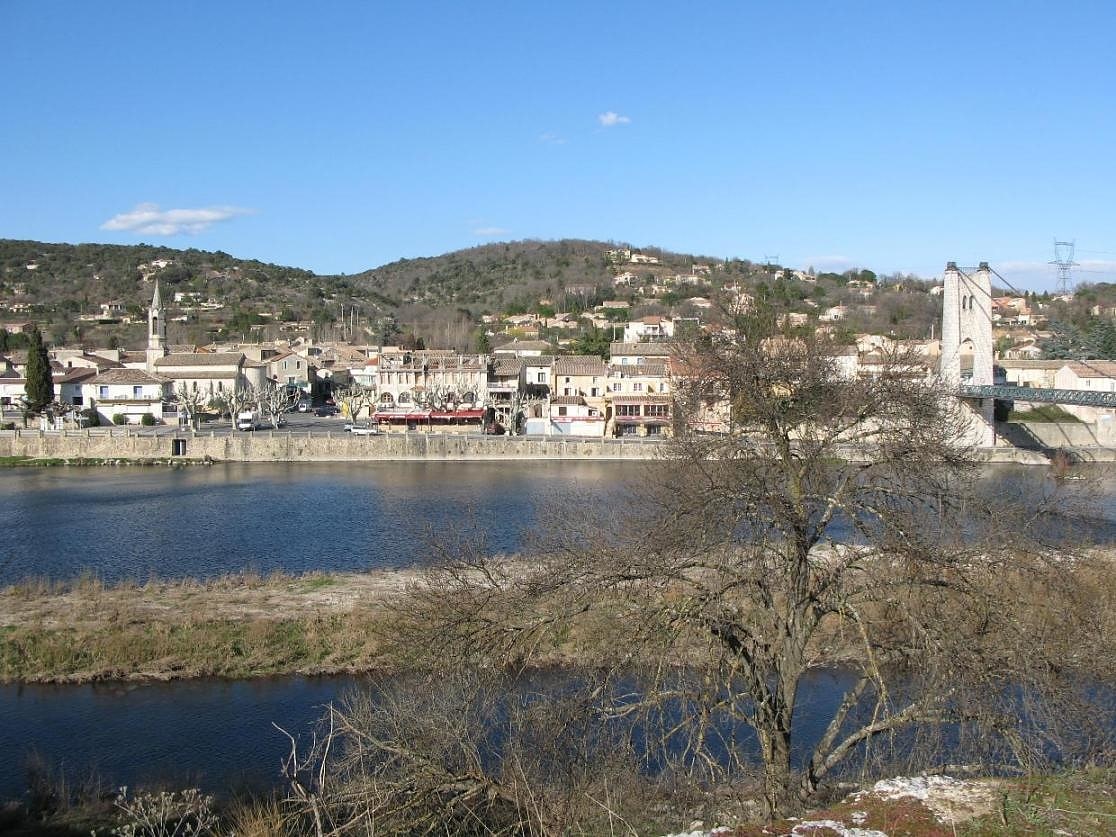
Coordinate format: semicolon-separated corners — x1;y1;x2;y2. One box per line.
83;368;170;425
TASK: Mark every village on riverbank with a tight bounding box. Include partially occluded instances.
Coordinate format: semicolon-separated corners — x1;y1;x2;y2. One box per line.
5;247;1116;463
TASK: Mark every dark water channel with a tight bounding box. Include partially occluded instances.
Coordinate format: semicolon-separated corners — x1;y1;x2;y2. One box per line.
0;669;865;804
1;462;1114;803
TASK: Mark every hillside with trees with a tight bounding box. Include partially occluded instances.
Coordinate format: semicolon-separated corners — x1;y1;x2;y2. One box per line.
1;238;939;350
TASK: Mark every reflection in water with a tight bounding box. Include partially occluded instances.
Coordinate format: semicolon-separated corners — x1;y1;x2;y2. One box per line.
0;669;854;803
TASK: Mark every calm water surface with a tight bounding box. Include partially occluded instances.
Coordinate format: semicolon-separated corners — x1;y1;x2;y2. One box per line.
0;669;863;803
0;461;652;585
1;461;1114;803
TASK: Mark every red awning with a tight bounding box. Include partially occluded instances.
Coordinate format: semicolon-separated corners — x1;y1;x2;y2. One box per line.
405;412;431;420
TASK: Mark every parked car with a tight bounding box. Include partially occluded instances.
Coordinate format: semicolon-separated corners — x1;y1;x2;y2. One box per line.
315;405;338;417
350;425;380;436
297;400;311;413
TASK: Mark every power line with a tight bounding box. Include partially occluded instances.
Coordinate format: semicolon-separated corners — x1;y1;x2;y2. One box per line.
1050;239;1077;295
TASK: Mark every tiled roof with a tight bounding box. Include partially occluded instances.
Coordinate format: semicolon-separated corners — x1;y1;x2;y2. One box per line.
162;370;242;380
55;368;98;384
998;360;1063;369
550;395;586;405
609;342;672;357
82;353;125;370
90;368;170;385
609;362;668;377
492;358;524;376
156;352;243;367
1060;361;1116;378
494;340;555;353
553;356;607;376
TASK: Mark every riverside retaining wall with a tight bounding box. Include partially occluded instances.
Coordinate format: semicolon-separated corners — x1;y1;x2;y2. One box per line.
0;426;1112;464
0;429;667;462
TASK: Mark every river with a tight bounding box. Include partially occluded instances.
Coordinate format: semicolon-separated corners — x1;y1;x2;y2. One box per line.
0;461;1113;804
0;461;647;585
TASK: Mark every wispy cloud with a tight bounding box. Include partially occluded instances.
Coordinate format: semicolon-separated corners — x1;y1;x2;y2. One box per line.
597;111;631;127
101;203;254;236
538;131;567;145
472;226;509;238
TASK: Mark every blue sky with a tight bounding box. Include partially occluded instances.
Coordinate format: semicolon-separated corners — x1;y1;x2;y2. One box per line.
2;1;1114;289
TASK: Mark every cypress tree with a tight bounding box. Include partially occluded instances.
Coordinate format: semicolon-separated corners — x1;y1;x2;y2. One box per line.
24;327;54;413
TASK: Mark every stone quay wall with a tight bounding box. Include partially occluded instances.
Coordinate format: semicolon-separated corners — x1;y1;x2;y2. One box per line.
0;429;667;462
0;423;1113;465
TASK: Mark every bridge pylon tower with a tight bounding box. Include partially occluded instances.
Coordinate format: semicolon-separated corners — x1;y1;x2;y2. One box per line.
940;261;995;445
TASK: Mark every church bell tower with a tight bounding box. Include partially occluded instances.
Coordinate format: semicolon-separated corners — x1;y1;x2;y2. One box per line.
146;279;167;373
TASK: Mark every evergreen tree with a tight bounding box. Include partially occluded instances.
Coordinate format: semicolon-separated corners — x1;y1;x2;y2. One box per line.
24;327;53;413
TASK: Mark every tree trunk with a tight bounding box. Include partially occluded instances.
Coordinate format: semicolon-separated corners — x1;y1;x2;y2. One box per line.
759;725;795;819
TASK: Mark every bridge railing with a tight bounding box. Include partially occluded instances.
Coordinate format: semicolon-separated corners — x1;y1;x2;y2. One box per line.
957;384;1116;408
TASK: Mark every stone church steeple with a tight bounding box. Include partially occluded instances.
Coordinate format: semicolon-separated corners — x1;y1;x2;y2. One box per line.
146;279;167;372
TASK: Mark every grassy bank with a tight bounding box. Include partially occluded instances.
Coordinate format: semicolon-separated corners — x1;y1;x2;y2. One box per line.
0;570;416;682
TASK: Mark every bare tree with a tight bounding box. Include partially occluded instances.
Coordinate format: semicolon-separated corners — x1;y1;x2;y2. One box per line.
259;380;298;429
174;383;209;430
392;307;1109;819
332;383;375;422
210;383;255;425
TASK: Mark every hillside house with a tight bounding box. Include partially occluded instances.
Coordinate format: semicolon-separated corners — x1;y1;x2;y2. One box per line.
622;316;675;343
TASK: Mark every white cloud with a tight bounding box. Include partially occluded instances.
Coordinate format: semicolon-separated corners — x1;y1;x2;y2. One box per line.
472;226;509;237
538;132;567;145
597;111;631;127
101;203;254;236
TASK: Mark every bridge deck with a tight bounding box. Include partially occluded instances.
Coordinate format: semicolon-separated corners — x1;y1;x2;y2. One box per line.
957;384;1116;408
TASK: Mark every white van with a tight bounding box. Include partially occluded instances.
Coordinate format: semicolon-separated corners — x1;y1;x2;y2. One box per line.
236;410;261;431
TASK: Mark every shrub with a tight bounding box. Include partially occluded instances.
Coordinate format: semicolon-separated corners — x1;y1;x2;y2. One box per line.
140;414;157;427
112;414;126;426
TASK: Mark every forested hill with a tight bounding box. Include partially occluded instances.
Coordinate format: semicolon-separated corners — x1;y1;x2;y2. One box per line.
350;239;719;309
0;238;728;336
0;238;318;313
1;237;934;349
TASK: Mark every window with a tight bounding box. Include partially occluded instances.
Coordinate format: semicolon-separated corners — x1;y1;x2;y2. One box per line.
558;406;567;416
617;404;641;417
633;383;643;392
99;386;109;398
133;385;143;398
646;404;670;417
537;372;546;383
591;387;599;397
72;395;83;406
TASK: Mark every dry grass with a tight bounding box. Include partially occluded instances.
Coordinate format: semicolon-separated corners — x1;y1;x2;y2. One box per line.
0;569;417;682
